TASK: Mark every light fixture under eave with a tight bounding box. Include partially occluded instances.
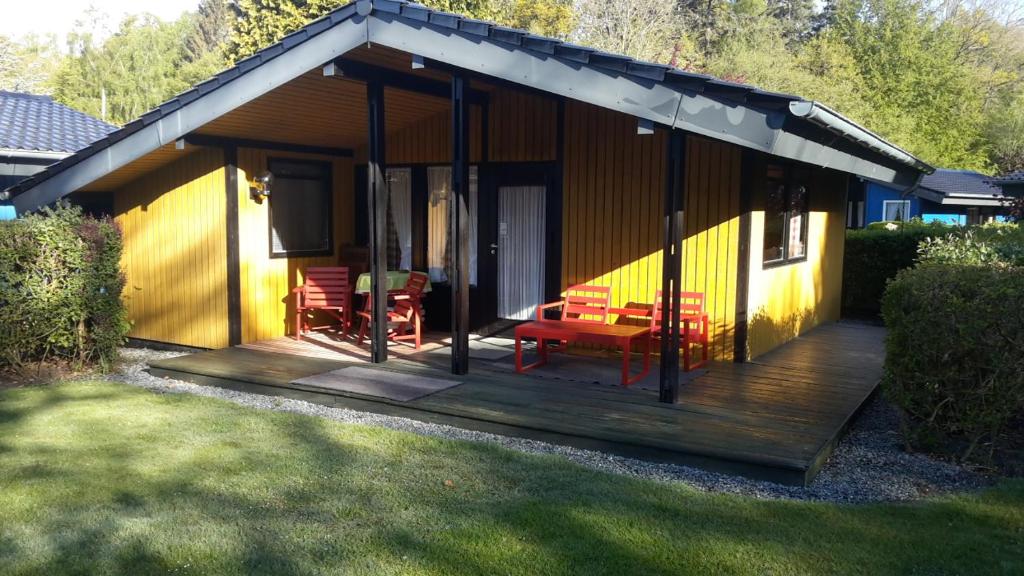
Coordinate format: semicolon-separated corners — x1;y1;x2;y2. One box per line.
249;171;274;203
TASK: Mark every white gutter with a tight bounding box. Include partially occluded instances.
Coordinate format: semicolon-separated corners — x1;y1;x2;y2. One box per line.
788;101;934;174
0;148;70;161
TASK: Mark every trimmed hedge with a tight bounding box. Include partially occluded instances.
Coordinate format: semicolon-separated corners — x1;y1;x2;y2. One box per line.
882;260;1024;462
0;204;130;370
842;221;954;317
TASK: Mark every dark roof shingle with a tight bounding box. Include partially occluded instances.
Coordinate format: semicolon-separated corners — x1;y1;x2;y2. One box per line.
918;169;1004;198
0;91;115;154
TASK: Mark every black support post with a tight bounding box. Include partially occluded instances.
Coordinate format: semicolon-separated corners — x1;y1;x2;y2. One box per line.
659;130;687;403
733;148;755;362
450;74;471;375
366;80;389;363
224;145;242;347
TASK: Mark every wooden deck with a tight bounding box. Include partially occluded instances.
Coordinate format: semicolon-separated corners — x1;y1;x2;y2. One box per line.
148;322;885;485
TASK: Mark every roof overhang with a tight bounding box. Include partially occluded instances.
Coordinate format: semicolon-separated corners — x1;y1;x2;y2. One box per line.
914;186;1007;206
10;0;932;214
367;6;927;187
12;11;367;214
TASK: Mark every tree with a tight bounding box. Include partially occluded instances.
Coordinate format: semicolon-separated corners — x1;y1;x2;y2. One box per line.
822;0;991;169
0;35;62;94
186;0;233;62
53;15;198;125
986;92;1024;173
571;0;684;63
228;0;574;61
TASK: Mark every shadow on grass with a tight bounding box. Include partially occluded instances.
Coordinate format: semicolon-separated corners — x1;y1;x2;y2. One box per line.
0;382;1021;575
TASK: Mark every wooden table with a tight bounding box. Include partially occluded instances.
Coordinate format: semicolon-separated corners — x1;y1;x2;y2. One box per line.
514;321;652;386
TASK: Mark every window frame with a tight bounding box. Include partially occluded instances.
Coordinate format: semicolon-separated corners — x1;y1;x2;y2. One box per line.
267;157;334;259
882;199;911;222
762;163;810;269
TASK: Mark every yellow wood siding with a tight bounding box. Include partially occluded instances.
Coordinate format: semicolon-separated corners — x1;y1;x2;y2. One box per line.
377;89;555;164
236;148;355;343
488;89;557;162
561;102;742;361
745;167;848;359
113;148;229;349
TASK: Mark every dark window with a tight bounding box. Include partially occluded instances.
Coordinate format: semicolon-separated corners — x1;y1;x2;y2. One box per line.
763;164;809;266
268;158;332;258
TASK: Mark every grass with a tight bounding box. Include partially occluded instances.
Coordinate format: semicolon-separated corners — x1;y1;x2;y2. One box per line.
0;381;1021;576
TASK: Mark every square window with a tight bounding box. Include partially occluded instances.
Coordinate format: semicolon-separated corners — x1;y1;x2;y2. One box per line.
268;159;332;257
883;200;911;222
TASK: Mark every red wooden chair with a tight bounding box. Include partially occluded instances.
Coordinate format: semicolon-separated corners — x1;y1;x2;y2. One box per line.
535;284;612;323
356;294;424;350
396;271;429;301
534;284;612;352
650;290;709;371
292;267;353;341
355;271;429;350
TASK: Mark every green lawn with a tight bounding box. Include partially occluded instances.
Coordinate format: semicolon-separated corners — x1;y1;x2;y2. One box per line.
0;382;1021;576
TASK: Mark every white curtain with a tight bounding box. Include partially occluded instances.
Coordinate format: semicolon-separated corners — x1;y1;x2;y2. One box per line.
427;166;477;285
497;186;546;320
387;167;412;270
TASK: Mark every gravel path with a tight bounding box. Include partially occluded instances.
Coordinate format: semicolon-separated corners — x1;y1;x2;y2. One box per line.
108;347;989;504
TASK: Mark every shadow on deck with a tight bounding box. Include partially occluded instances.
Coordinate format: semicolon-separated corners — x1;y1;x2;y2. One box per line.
148;322;885;486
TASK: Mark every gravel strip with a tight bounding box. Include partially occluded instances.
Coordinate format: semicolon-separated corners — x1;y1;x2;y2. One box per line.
106;347;990;504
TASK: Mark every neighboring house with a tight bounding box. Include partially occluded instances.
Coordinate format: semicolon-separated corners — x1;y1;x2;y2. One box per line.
847;168;1009;227
0;91;115;219
7;0;932;389
986;170;1024;198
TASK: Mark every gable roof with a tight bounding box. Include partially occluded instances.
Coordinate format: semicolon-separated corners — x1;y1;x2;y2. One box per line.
0;91;115;156
913;169;1007;206
8;0;933;213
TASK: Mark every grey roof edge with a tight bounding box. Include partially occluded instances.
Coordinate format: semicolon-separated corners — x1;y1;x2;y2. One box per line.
8;0;931;211
789;101;934;175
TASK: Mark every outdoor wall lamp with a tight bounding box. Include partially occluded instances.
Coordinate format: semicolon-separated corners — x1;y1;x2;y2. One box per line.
249;171;274;203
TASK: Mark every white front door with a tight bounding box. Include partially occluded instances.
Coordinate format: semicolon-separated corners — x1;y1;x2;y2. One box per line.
497;185;546;320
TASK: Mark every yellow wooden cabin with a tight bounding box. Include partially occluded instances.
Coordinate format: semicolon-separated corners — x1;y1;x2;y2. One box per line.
9;0;932;401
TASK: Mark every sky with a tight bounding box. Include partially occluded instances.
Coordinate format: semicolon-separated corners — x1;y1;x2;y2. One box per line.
0;0;200;43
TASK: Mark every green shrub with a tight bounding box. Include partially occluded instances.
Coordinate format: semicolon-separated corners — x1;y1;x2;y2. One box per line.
0;204;130;371
842;221;955;317
882;264;1024;462
918;224;1024;267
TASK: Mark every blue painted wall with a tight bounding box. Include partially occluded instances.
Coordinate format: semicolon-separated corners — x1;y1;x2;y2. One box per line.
865;182;921;222
865;182;966;224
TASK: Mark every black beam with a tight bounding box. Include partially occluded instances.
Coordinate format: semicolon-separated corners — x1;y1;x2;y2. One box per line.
450;74;471;375
366;81;389;363
185;134;353;157
223;145;243;347
330;58;488;105
733;148;755;362
659;130;687;404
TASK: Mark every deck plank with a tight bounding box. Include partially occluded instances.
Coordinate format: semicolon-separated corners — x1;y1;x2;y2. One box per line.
148;321;885;485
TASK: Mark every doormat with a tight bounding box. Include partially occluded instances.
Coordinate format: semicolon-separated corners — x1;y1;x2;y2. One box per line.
291;366;462;402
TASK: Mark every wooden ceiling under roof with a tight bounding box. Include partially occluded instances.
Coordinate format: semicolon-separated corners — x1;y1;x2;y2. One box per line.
82;45;498;192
